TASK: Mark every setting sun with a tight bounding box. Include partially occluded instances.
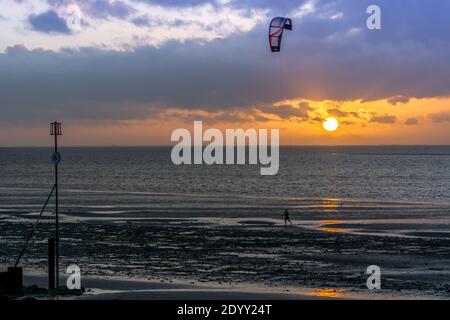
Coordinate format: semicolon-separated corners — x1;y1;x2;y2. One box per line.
323;118;339;132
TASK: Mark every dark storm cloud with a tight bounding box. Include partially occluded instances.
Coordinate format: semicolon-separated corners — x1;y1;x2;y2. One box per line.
2;0;450;124
28;10;71;34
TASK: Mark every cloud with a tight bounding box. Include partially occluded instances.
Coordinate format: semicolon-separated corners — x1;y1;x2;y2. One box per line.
5;44;31;55
213;111;256;123
161;107;271;125
88;0;133;19
1;26;449;126
28;10;71;34
131;15;150;26
1;1;450;126
258;103;313;120
18;0;267;50
0;0;448;52
298;101;313;109
428;113;450;123
131;0;214;7
404;118;418;125
370;114;397;124
387;96;410;105
327;107;361;119
290;0;316;19
48;0;133;19
327;108;348;117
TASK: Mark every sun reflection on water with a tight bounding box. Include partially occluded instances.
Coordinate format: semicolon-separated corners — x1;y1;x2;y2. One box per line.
320;227;346;233
319;220;347;233
312;288;345;298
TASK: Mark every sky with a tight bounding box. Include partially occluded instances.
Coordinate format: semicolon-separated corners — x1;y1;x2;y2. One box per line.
0;0;450;146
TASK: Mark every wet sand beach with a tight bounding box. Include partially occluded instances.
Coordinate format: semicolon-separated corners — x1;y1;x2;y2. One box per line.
2;189;450;299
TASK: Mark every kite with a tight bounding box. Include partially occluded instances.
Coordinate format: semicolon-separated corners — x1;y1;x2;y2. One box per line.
269;17;292;52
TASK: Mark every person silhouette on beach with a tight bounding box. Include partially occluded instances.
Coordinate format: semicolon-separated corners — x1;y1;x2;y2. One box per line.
284;209;292;225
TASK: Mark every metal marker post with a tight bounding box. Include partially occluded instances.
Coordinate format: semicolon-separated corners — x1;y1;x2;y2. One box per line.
50;122;62;288
48;238;55;290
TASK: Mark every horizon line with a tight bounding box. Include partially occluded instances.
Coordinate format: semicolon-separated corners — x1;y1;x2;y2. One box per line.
1;144;450;148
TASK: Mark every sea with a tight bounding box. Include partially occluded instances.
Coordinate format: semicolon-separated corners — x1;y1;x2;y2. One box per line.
1;146;450;297
1;146;449;206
